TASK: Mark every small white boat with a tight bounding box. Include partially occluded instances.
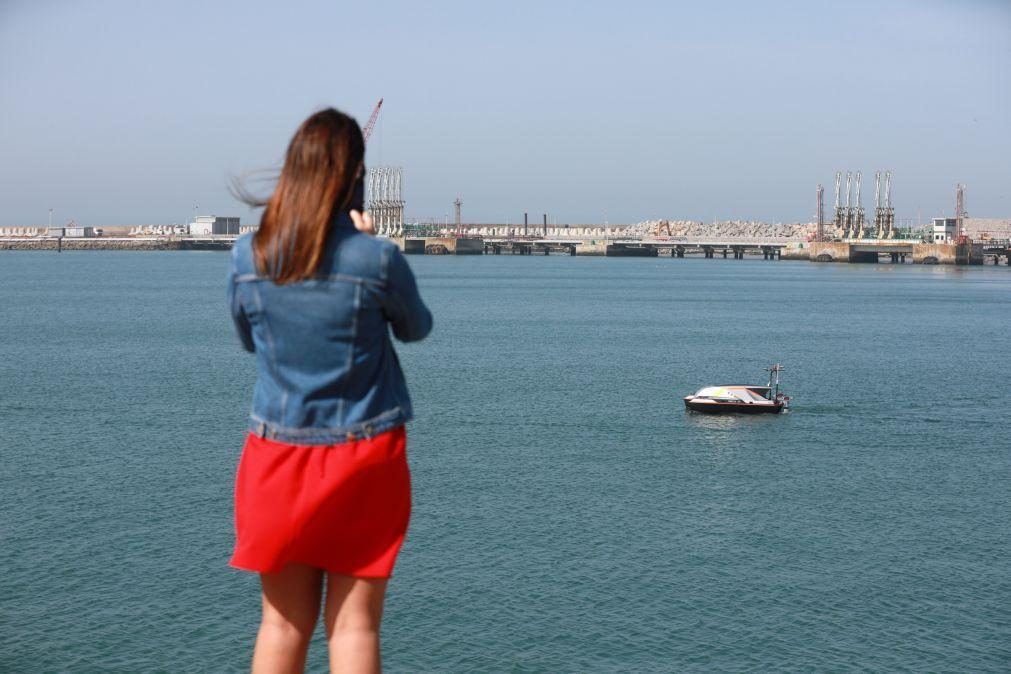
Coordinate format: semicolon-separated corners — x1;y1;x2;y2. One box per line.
684;365;791;414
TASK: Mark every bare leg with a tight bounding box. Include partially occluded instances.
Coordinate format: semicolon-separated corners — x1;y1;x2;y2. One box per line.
252;563;324;674
324;573;388;674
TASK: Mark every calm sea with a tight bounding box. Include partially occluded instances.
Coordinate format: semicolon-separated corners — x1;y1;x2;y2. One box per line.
1;251;1009;672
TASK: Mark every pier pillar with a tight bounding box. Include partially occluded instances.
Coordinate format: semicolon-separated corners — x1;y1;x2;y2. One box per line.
722;249;728;258
568;246;576;256
762;248;769;260
676;247;684;258
543;247;550;255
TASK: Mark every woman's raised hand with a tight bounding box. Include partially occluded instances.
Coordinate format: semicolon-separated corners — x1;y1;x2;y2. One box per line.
350;210;376;235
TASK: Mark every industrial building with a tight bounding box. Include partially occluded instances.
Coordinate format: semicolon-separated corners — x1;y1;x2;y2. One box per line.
189;216;240;236
64;225;97;238
932;218;957;243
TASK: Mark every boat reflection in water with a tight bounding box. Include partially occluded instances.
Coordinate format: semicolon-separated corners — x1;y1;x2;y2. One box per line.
684;364;790;414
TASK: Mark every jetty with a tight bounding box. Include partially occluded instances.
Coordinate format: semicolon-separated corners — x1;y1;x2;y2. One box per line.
392;235;1007;265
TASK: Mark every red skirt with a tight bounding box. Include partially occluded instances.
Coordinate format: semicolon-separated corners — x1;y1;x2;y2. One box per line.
229;426;410;578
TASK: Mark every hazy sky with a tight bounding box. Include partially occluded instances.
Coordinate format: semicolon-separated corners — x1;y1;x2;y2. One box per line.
2;0;1009;227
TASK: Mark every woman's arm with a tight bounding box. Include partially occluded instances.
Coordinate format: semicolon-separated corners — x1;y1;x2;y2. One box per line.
227;259;256;353
382;246;433;343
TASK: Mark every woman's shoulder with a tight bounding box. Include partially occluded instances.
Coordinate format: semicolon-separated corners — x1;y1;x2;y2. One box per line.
325;230;402;281
230;232;257;276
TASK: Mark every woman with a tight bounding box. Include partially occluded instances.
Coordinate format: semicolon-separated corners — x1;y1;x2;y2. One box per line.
226;108;432;673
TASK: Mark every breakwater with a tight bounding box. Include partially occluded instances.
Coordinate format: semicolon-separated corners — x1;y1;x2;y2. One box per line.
399;236;1009;265
4;235;1009;266
0;237;232;251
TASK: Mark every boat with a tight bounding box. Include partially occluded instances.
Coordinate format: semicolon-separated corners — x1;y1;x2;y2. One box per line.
683;364;791;414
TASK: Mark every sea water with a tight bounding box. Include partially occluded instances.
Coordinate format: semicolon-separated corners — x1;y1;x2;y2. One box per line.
1;251;1008;672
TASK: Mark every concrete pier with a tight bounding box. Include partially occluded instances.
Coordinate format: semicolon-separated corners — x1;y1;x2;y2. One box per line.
0;237;234;251
810;241;984;265
2;234;1002;267
606;244;658;257
395;237;483;255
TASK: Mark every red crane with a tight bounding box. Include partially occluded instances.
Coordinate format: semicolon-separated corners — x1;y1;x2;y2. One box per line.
362;98;383;144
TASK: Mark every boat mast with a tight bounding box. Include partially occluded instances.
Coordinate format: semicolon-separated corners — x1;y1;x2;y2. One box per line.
766;364;783;396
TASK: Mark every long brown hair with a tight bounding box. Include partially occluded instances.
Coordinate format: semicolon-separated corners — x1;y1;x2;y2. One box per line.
239;108;364;284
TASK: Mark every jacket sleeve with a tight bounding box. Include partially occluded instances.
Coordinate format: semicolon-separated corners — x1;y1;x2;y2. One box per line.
227;258;256;353
382;245;433;342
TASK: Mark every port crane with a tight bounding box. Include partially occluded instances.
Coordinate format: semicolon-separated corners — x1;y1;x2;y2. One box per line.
362;98;383;144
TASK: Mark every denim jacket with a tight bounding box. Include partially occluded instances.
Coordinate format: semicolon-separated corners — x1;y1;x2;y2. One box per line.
227;214;432;445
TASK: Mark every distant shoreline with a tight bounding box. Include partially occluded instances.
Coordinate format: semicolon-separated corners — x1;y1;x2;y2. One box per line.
0;237;232;251
2;235;1007;268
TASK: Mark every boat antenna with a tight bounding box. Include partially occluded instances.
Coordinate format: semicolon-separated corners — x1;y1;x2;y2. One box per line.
765;364;784;396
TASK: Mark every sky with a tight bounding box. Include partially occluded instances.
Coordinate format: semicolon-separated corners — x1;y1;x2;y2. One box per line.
1;0;1009;227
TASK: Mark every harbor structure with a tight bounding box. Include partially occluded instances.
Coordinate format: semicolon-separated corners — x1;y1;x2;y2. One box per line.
4;169;1008;263
189;216;240;236
932;218;957;243
361;97;406;238
367;167;405;237
815;184;824;241
873;171;896;239
64;224;97;237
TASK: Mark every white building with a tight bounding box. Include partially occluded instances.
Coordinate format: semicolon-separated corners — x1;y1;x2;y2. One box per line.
189;216;240;236
65;226;97;238
931;218;957;243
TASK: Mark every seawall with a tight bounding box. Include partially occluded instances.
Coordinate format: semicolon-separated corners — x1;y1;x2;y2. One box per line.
809;241;983;265
394;237;484;255
0;238;210;251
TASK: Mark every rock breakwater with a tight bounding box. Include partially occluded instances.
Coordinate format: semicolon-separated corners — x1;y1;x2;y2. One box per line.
0;238;228;251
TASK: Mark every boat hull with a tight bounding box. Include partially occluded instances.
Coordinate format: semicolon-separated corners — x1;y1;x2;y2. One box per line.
684;399;784;414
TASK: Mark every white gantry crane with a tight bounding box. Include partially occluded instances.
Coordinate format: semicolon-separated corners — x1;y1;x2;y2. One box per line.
833;171;845;238
367;166;404;238
884;171;894;238
844;171;854;238
872;171;896;239
854;171;865;240
360;98;405;238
